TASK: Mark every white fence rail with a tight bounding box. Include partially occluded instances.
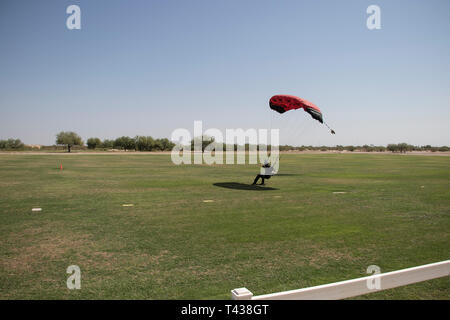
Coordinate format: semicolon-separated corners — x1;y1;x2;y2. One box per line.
231;260;450;300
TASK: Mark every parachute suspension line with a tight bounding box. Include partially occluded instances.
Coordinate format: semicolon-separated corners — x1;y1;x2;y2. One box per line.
268;112;282;167
267;94;336;168
269;109;274;135
283;109;300;144
323;121;336;135
293;110;312;146
266;110;275;165
293;118;313;147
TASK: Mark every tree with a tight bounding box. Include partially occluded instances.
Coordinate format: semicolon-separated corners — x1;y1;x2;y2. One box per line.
153;139;164;151
398;143;408;153
345;145;355;152
11;139;24;149
56;132;83;152
190;136;215;152
158;138;175;151
87;137;102;149
114;136;135;151
0;138;24;150
387;144;398;153
135;136;155;151
101;139;114;149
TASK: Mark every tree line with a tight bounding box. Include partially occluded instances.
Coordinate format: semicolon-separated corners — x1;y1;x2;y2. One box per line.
55;131;175;152
280;143;450;153
86;136;175;151
190;137;450;153
0;132;449;153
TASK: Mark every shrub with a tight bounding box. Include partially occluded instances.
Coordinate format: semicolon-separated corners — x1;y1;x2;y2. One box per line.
87;137;102;149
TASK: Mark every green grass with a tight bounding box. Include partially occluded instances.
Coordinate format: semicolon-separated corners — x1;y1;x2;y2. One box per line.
0;153;449;299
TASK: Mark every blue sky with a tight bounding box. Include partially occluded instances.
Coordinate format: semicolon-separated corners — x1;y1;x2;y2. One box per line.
1;0;449;146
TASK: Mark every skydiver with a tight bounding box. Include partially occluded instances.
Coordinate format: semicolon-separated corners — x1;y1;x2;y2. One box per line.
252;160;274;185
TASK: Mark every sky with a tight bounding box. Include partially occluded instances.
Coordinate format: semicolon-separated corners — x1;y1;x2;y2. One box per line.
1;0;449;146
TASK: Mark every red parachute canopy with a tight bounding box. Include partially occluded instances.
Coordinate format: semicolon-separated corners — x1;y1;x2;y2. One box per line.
269;94;323;124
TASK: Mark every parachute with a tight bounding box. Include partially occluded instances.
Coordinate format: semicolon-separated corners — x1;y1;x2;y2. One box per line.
269;94;335;134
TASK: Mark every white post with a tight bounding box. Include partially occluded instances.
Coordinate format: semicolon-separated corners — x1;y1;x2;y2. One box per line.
231;260;450;300
231;287;253;300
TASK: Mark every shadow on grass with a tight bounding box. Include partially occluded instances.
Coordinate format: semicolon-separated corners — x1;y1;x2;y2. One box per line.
213;182;278;191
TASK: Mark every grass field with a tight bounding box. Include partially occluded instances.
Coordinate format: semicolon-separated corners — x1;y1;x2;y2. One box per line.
0;153;449;299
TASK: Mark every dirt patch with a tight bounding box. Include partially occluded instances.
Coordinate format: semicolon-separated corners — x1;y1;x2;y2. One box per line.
1;225;90;273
